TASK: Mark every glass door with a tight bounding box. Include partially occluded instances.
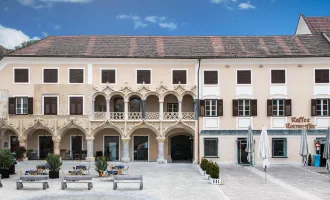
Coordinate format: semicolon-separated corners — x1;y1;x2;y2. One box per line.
237;138;249;165
104;136;119;161
39;136;54;159
134;136;148;161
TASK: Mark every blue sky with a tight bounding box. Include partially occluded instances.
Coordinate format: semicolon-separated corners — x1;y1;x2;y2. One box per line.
0;0;329;49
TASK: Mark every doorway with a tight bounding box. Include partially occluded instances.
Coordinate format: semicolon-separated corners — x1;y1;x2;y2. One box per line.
104;136;119;161
133;136;148;161
237;138;250;165
316;138;327;167
10;136;19;152
171;135;193;162
39;136;53;159
71;136;82;160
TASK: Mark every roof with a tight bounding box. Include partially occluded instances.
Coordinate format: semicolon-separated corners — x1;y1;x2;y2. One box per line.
6;35;330;59
0;45;11;60
303;16;330;34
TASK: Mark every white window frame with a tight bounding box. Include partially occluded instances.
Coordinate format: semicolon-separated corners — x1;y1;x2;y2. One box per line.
171;69;188;85
236;69;252;85
42;67;59;84
316;99;328;116
167;103;178;112
314;68;330;84
13;67;30;84
205;99;217;117
272;99;285;117
238;99;250;117
203;69;219;85
270;68;287;85
14;96;28;115
136;68;152;85
100;68;117;85
68;95;85;115
42;95;60;115
68;68;85;84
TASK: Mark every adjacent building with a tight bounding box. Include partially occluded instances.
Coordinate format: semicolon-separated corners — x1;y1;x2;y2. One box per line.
1;15;330;166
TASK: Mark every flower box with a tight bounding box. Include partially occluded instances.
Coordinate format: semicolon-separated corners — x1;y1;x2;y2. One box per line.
197;165;206;176
204;174;210;180
209;177;221;185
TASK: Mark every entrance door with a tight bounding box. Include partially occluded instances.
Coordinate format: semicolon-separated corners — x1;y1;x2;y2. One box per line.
133;136;148;161
104;136;119;161
10;136;19;152
237;139;249;165
171;135;193;162
72;136;82;160
39;136;53;159
320;144;327;167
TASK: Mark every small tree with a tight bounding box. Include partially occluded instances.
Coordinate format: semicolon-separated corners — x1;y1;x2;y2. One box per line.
209;163;220;179
200;158;209;171
0;149;15;170
46;154;62;172
15;146;27;160
95;157;108;176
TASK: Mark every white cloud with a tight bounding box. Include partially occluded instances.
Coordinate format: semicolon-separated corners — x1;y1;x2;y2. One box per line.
238;2;256;9
210;0;236;4
159;22;177;31
144;16;166;24
54;24;61;30
116;14;148;29
134;21;148;29
4;7;9;11
0;24;39;49
16;0;93;9
41;32;48;37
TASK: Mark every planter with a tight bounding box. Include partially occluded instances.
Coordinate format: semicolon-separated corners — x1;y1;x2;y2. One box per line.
204;174;210;180
49;171;59;179
197;165;206;176
209;177;222;185
0;169;10;178
98;172;103;177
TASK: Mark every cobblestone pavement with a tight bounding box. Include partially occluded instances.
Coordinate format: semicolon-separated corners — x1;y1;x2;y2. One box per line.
255;165;330;200
0;161;223;200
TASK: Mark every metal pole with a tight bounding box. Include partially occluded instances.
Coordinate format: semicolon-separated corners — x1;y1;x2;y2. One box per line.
264;166;267;184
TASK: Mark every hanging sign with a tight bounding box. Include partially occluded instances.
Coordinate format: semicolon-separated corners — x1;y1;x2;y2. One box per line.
285;117;316;129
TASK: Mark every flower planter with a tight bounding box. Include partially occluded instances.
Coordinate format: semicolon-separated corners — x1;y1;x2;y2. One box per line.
49;171;59;179
209;177;222;185
0;169;10;178
204;174;210;180
197;165;206;176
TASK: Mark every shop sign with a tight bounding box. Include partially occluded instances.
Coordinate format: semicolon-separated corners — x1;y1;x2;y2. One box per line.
285;117;316;129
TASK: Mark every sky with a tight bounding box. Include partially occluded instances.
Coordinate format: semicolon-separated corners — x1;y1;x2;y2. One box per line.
0;0;329;49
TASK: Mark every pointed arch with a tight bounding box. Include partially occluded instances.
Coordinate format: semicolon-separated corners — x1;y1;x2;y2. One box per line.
92;92;107;100
127;121;160;137
23;119;54;137
0;119;20;136
91;121;123;136
58;119;88;137
163;121;194;137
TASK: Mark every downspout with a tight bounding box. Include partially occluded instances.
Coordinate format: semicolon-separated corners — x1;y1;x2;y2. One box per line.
197;58;201;164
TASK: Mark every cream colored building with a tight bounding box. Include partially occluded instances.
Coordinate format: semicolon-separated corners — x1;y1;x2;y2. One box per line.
1;15;330;165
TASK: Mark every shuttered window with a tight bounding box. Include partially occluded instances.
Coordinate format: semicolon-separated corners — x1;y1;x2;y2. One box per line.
172;70;187;84
315;99;329;116
271;70;286;84
8;97;33;115
43;69;58;83
204;100;223;117
14;68;29;83
204;138;218;157
69;97;83;115
233;99;257;117
267;99;292;117
44;97;58;115
137;70;151;84
237;70;251;84
101;69;116;84
204;71;218;84
315;69;329;83
69;69;84;83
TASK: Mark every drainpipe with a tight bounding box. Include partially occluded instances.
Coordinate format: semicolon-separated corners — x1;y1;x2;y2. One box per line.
197;58;201;164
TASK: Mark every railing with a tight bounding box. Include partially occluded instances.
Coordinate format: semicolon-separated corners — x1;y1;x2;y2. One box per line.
182;112;195;120
128;112;142;120
110;112;124;120
94;112;106;120
163;112;179;120
145;112;160;120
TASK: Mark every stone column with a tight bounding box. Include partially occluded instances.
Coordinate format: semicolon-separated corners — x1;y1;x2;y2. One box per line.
194;99;198;120
178;100;182;119
0;129;6;149
124;99;129;120
18;137;26;148
193;122;199;164
121;137;130;162
106;97;110;120
159;100;164;120
157;137;167;164
86;137;95;162
52;137;61;155
91;98;95;120
142;99;146;119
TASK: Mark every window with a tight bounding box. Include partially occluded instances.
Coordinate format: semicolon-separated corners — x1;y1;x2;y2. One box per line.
238;100;250;116
172;70;187;84
130;98;141;112
315;69;329;83
205;100;217;117
237;70;251;84
316;99;328;116
69;69;84;83
114;98;124;112
14;68;29;83
16;97;28;114
137;70;151;84
101;69;116;84
43;69;58;83
204;138;218;157
69;97;83;115
204;71;218;84
44;97;58;115
272;99;285;116
167;103;178;112
272;138;287;158
271;70;286;84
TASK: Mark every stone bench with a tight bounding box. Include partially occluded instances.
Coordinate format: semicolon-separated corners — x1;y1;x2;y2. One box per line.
61;176;93;190
16;175;49;190
113;175;143;190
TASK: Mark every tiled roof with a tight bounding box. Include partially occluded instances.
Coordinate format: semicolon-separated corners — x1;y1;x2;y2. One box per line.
0;45;11;60
304;16;330;34
7;35;330;59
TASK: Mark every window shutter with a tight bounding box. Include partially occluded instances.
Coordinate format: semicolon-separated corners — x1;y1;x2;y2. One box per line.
199;100;205;117
217;99;223;116
328;99;330;116
28;98;33;114
285;99;292;116
267;99;272;116
311;99;317;116
232;99;238;116
110;70;115;83
251;99;257;116
8;97;15;114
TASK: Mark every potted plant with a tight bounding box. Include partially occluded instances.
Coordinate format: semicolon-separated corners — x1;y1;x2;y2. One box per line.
205;161;212;180
46;154;62;179
95;157;108;177
308;154;312;166
208;162;221;185
199;158;208;175
15;146;26;162
0;150;15;178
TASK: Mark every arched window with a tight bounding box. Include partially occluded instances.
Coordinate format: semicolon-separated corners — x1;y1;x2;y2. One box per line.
114;98;124;112
130;98;141;112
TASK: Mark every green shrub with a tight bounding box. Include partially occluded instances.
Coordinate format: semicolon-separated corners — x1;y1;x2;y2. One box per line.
200;158;209;171
209;163;220;179
308;154;312;166
15;146;27;159
95;157;108;173
46;154;62;172
0;149;15;170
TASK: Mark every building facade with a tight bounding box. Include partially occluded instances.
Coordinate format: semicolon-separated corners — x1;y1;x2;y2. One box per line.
1;15;330;165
